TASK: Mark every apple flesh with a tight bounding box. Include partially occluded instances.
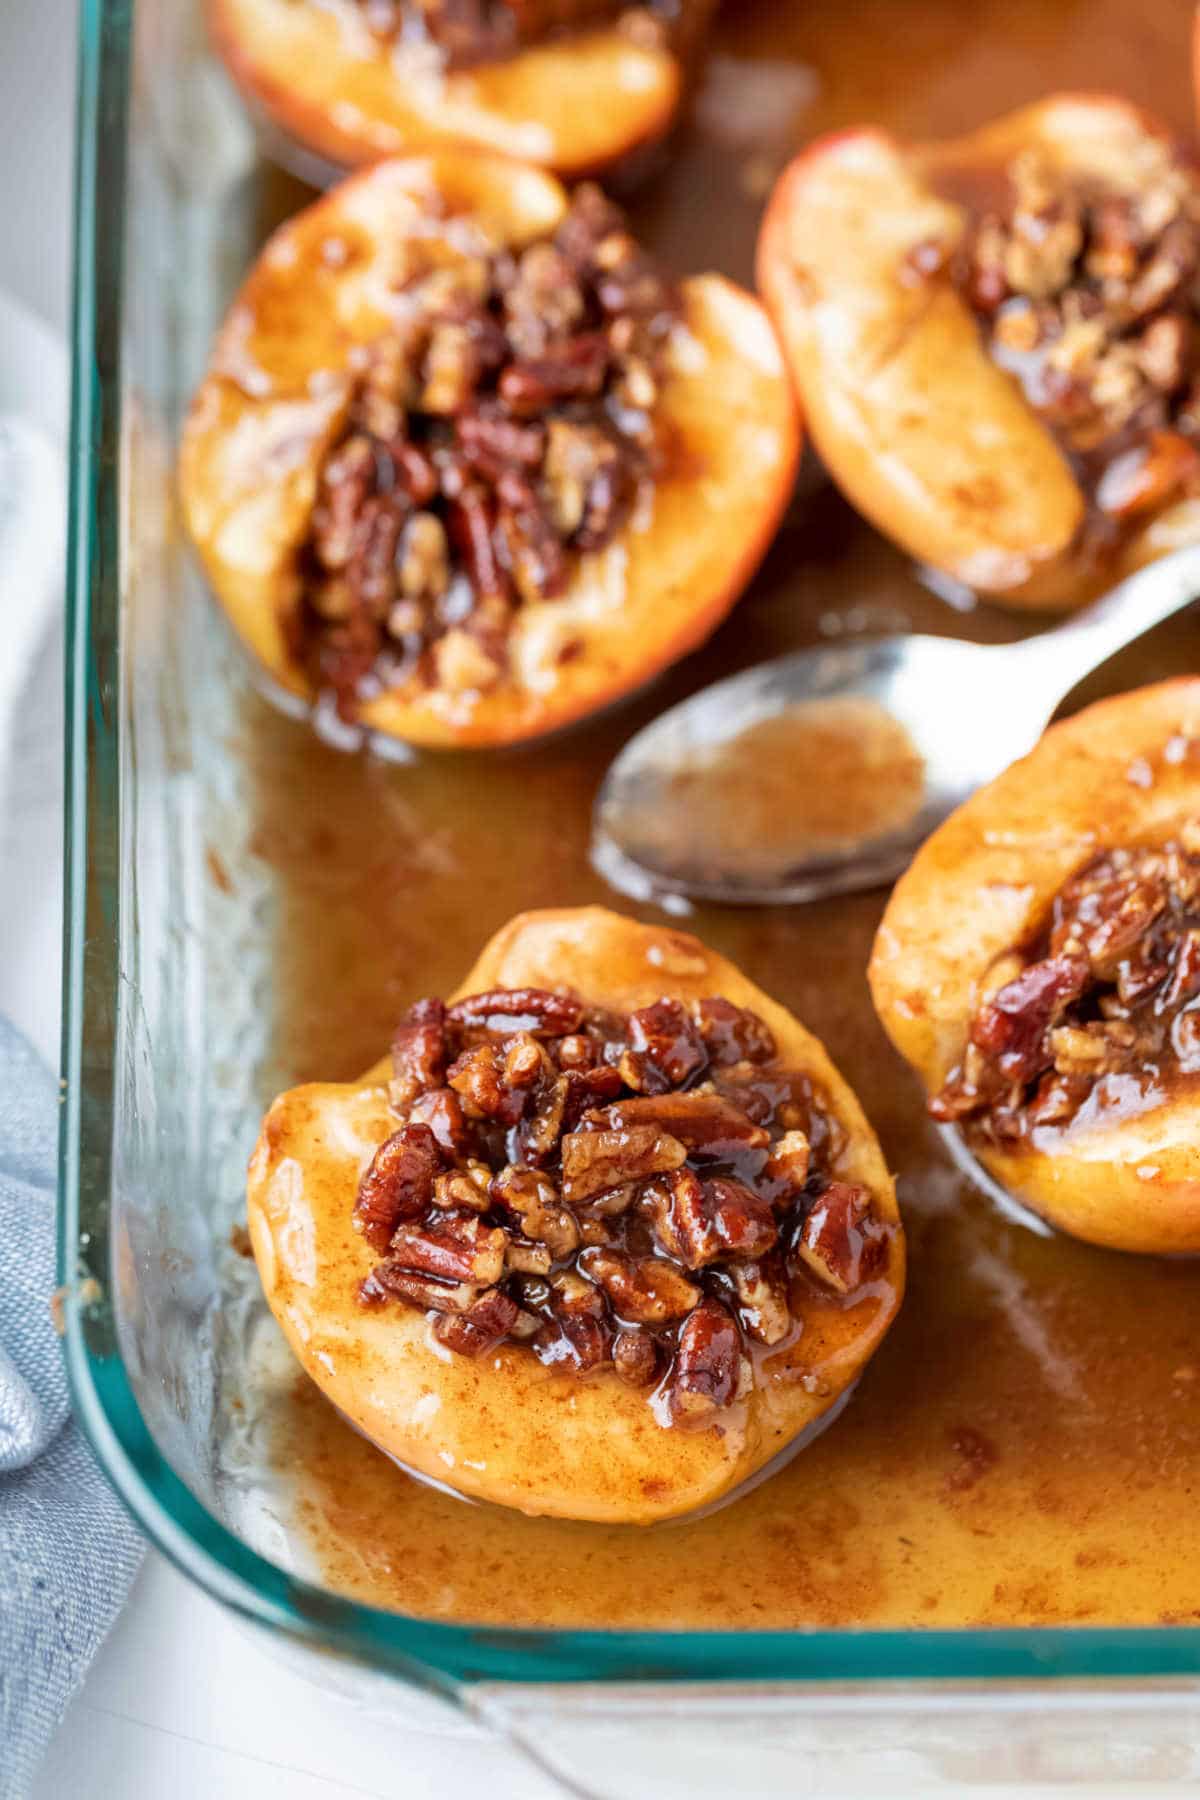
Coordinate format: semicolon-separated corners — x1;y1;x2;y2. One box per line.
248;907;905;1523
757;95;1200;610
208;0;694;179
870;679;1200;1254
180;150;800;748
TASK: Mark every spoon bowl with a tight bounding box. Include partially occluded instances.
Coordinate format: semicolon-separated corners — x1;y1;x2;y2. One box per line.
594;545;1200;907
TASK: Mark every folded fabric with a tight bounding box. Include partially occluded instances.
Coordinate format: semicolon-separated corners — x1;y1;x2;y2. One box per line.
0;1017;144;1800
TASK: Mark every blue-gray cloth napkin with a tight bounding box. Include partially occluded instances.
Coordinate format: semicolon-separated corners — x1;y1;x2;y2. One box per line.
0;1017;143;1799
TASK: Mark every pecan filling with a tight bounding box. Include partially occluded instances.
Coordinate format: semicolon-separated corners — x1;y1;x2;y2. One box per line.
353;986;889;1422
932;842;1200;1142
352;0;661;66
913;145;1200;530
297;187;675;717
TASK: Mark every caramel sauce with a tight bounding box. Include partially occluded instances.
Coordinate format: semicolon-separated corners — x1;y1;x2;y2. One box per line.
237;0;1200;1629
614;699;926;885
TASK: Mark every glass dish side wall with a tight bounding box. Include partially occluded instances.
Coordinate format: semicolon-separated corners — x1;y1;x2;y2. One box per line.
59;0;1200;1757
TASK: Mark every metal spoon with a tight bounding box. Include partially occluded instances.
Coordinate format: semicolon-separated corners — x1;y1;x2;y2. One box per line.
593;543;1200;908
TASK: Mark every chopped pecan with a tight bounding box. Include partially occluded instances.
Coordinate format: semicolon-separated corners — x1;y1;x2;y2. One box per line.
351;494;405;620
1138;313;1189;389
407;1085;470;1156
573;440;641;551
559;1122;687;1203
298;185;677;717
499;333;611;415
641;1168;719;1268
641;1168;776;1263
552;1267;604;1313
393;441;439;505
935;843;1200;1138
1086;193;1144;282
458;404;547;479
390;997;448;1105
578;1181;638;1219
557;1032;598;1070
692;997;777;1065
491;1165;580;1258
577;1246;700;1324
714;1066;793;1128
397;511;450;605
588;1092;770;1157
952;143;1200;514
628;999;708;1087
432;1286;520;1356
359;978;874;1419
1003;155;1084;299
353;1123;444;1250
421;319;481;414
613;1047;669;1096
503;1032;550;1089
703;1178;778;1259
447;1043;528;1124
504;1236;553;1275
1053;860;1170;975
1128;218;1198;318
503;242;585;357
760;1129;811;1201
431;1162;493;1212
534;1270;611;1373
447;987;584;1035
542;419;624;539
519;1073;569;1164
969;955;1091;1083
390;1212;508;1285
359;1263;480;1314
443;488;507;607
669;1297;741;1423
1049;1019;1136;1078
725;1257;792;1346
612;1327;659;1388
555;181;627;269
1025;1069;1094;1126
1163;928;1200;1006
1172;1006;1200;1067
311;435;374;573
496;486;570;604
559;1064;624;1132
792;1183;888;1295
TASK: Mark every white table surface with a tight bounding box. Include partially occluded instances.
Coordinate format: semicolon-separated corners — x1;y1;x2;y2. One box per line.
1;6;1181;1797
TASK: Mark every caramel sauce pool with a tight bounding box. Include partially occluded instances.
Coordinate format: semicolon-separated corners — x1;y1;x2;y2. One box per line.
615;699;927;884
233;0;1200;1629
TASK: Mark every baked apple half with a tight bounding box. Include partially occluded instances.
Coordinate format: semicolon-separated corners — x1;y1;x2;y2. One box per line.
870;679;1200;1255
180;153;798;748
208;0;709;178
758;95;1200;609
248;908;904;1523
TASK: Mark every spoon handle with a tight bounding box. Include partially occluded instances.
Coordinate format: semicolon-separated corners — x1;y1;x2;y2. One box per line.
1014;542;1200;710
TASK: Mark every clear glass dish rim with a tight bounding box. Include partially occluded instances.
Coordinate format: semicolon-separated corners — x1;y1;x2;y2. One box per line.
58;0;1200;1695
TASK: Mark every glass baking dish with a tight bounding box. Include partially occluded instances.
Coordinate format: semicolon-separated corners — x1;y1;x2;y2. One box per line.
61;0;1200;1788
